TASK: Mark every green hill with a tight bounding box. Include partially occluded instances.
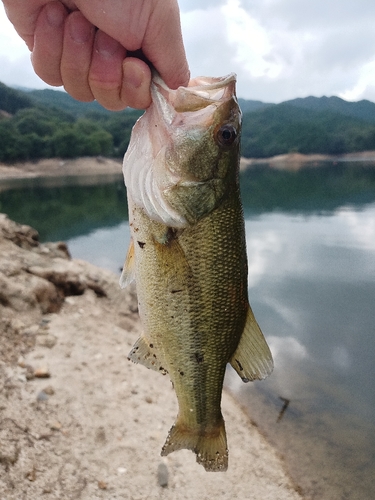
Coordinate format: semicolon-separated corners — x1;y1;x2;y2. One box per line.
285;95;375;125
1;81;375;161
0;82;34;115
27;88;113;117
241;103;375;157
237;97;274;114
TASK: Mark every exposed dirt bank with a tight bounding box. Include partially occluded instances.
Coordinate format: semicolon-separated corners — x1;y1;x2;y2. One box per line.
240;150;375;171
0;214;303;499
1;151;375;184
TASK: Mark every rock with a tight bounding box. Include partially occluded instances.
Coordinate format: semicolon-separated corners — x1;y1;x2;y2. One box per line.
26;467;37;482
17;356;26;368
0;213;39;249
0;442;19;466
42;385;55;396
34;366;51;378
98;480;108;490
37;390;49;401
157;462;169;488
49;421;62;431
0;214;135;336
36;334;57;349
25;365;35;380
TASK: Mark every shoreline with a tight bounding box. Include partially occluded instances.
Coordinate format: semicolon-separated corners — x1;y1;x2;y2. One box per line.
0;214;303;499
1;151;375;183
240;150;375;171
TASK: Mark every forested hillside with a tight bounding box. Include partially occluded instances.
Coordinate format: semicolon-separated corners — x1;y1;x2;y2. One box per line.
241;103;375;157
0;82;141;162
1;81;375;162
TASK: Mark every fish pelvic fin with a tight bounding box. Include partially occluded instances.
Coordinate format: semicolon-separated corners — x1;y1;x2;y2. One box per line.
230;305;274;382
119;238;135;289
128;336;168;375
161;416;228;472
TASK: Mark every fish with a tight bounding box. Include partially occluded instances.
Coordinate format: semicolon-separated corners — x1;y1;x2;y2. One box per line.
120;73;273;472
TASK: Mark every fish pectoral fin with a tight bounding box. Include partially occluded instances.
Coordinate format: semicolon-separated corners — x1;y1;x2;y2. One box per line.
119;238;135;289
128;336;168;375
161;416;228;472
230;306;274;382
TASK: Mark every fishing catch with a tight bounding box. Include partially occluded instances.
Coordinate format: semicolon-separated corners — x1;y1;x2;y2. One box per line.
120;73;273;471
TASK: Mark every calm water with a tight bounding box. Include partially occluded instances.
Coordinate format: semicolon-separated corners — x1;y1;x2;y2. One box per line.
1;162;374;499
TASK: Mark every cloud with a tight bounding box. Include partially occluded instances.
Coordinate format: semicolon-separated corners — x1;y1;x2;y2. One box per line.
0;53;50;89
179;0;375;102
1;1;375;102
179;0;228;12
0;9;50;89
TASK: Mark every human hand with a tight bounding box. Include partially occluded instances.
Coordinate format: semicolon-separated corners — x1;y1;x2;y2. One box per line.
2;0;189;110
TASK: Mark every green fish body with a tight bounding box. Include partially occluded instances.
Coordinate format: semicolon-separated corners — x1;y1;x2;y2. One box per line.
121;74;273;471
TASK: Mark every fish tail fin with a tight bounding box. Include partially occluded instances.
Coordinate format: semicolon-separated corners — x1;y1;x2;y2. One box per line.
161;416;228;472
230;305;273;382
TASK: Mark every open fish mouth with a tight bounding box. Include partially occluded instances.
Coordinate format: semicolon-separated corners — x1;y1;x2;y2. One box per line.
152;73;238;115
123;72;242;228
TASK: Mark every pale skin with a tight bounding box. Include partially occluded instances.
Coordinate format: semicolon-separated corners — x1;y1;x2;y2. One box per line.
2;0;190;110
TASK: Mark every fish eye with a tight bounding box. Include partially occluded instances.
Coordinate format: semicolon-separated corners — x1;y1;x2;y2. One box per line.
216;124;237;146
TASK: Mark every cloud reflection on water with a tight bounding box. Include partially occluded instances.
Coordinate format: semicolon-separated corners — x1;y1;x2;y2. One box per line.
244;203;375;412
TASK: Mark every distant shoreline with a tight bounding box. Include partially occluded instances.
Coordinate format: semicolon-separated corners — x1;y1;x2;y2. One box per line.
0;156;123;181
1;151;375;183
240;150;375;171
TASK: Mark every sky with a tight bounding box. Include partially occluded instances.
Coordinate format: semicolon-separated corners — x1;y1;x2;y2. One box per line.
1;0;375;103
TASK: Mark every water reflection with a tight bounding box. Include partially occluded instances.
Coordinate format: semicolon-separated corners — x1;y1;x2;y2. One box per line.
242;208;375;409
67;222;130;273
226;203;375;499
1;162;375;499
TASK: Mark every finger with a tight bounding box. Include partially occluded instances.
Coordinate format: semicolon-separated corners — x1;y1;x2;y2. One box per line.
31;2;68;86
60;11;95;102
88;31;127;111
2;0;47;50
143;2;190;89
121;58;152;110
73;0;189;89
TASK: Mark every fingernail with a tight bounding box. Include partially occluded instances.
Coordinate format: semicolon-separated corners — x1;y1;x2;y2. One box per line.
95;32;120;59
69;14;93;44
46;3;64;28
123;62;144;90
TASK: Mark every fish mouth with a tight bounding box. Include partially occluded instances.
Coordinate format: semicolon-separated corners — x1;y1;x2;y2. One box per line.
152;73;237;115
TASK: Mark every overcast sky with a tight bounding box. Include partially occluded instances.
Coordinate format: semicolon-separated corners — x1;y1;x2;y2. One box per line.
1;0;375;103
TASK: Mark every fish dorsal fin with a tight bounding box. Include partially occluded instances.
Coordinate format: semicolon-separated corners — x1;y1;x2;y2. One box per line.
230;306;273;382
128;336;168;375
119;238;135;289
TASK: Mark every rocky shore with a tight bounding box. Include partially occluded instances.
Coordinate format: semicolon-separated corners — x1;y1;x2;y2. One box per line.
0;214;303;499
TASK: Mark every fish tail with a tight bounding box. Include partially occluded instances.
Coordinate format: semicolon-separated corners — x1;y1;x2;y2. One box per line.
161;416;228;472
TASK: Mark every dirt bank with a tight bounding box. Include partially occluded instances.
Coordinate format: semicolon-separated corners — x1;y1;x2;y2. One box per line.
0;214;303;499
240;150;375;171
1;151;375;184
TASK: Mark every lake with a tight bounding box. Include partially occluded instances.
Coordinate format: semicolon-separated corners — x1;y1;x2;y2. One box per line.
1;161;374;499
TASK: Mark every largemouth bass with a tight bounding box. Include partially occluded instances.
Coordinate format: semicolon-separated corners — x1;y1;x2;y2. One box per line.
120;73;273;472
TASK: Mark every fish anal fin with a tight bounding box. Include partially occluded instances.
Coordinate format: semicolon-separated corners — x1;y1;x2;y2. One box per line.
119;238;135;289
230;306;274;382
128;336;168;375
161;416;228;472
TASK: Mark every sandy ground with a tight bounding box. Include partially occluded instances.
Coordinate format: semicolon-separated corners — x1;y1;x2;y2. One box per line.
1;289;303;500
0;214;304;499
